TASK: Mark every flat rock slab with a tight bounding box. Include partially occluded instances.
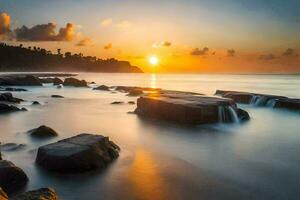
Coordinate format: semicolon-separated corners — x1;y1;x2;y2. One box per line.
0;160;28;194
134;93;247;124
274;98;300;110
11;188;59;200
36;134;120;173
0;75;42;86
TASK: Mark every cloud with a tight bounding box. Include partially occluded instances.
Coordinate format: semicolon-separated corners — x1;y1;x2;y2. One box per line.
0;12;12;39
76;38;92;46
190;47;209;56
259;54;276;60
282;48;295;56
104;43;112;50
101;18;112;27
15;22;74;41
116;20;132;28
152;41;172;48
227;49;236;57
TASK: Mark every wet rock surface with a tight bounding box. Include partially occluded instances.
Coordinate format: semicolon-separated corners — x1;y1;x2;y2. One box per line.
63;78;87;87
0;103;26;113
28;125;58;138
0;160;28;194
134;93;248;124
36;133;120;173
11;187;60;200
93;85;110;91
0;93;24;103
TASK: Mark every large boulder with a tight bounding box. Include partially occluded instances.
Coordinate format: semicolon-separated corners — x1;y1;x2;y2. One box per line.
0;160;28;194
63;78;87;87
11;188;59;200
0;103;26;113
0;75;42;86
28;125;58;138
134;93;249;124
0;93;24;103
36;134;120;173
0;188;8;200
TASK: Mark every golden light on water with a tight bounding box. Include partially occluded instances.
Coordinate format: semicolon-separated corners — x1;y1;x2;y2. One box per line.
149;56;159;66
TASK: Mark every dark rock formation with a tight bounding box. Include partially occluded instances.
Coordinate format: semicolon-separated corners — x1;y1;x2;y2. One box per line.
0;187;7;200
127;89;143;96
0;75;42;86
0;93;24;103
32;101;41;105
115;86;160;93
40;78;54;84
53;78;63;85
134;93;249;125
0;160;28;194
36;133;120;173
0;88;27;92
237;108;250;121
128;101;135;105
111;101;124;105
11;187;59;200
0;143;26;152
51;95;64;98
0;103;26;113
63;78;87;87
274;98;300;110
93;85;110;91
28;125;58;138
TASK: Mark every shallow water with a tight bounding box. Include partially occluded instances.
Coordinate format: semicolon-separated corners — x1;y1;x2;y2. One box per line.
0;73;300;200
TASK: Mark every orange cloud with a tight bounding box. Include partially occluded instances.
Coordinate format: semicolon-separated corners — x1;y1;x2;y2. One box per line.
152;41;172;48
15;22;74;41
104;43;112;50
0;12;11;38
190;47;209;56
76;38;92;46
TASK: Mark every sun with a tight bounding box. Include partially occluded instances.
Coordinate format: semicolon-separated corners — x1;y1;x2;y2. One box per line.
149;56;159;66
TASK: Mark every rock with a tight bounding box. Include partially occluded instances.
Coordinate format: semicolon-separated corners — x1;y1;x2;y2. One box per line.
115;86;160;93
51;95;64;98
127;89;143;96
128;101;135;104
63;78;87;87
0;188;8;200
134;93;249;124
11;187;59;200
0;143;26;151
0;103;26;113
53;78;63;85
0;75;42;86
28;125;58;138
0;160;28;194
274;98;300;110
0;88;27;92
215;90;287;106
36;133;120;173
111;101;124;105
237;108;250;121
93;85;110;91
40;78;54;84
56;85;63;89
32;101;40;105
0;93;24;103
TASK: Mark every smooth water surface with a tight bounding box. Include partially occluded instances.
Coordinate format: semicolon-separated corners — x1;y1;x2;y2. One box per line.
0;73;299;200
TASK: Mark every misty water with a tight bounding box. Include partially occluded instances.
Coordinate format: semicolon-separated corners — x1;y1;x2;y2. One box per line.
1;73;300;200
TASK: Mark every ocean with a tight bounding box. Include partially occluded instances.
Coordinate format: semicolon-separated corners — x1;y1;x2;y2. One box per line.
1;73;299;200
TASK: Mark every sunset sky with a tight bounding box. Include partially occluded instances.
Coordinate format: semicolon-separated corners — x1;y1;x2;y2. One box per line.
0;0;299;73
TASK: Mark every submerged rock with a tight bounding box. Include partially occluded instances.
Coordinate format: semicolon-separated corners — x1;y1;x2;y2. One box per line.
0;93;24;103
0;160;28;194
28;125;58;138
0;75;42;86
128;101;135;105
63;78;87;87
134;93;249;125
0;103;26;113
0;143;26;152
111;101;124;105
36;133;120;173
93;85;110;91
11;187;59;200
51;95;64;98
32;101;41;105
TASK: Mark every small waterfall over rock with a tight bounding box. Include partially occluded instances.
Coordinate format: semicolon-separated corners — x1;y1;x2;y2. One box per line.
266;99;277;107
250;95;270;106
218;105;240;123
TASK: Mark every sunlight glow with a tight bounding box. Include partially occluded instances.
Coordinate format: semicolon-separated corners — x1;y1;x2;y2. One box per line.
149;56;159;66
